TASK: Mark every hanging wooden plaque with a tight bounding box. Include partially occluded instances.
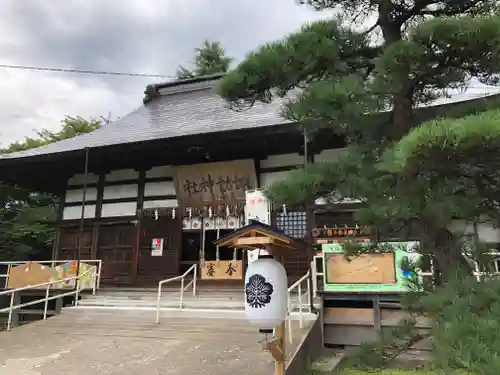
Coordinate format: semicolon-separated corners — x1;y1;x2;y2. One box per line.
173;159;257;208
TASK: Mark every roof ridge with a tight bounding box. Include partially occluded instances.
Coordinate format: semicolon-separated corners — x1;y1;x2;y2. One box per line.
143;73;225;104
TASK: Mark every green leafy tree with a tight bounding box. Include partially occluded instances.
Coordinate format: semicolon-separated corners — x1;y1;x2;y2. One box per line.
218;1;500;279
177;40;233;79
0;116;102;261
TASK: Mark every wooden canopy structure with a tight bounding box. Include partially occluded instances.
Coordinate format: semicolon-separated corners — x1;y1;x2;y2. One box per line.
214;220;305;258
215;219;307;375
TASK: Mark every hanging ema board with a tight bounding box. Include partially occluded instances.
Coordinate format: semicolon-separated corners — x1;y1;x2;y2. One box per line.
322;241;421;292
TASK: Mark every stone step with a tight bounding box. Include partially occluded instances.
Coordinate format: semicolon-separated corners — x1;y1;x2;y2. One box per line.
97;286;245;294
78;301;245;310
87;292;244;299
67;306;317;322
82;297;244;303
78;297;313;311
80;295;245;303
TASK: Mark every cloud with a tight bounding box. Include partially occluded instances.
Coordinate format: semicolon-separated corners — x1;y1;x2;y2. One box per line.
1;1;496;147
0;0;334;146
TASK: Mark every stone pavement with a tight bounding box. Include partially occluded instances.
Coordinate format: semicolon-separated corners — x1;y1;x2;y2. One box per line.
0;308;314;375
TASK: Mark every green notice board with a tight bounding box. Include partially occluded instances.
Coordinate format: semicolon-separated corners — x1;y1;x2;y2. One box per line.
322;241;421;292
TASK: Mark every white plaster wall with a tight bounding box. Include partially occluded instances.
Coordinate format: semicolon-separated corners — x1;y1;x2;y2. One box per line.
261;153;303;169
67;173;98;186
260;171;293;188
62;205;96;220
144;181;176;196
101;202;137;217
143;199;178;209
146;166;173;178
103;184;138;200
105;168;138;182
315;148;350;205
65;187;98;203
314;148;346;163
449;220;500;243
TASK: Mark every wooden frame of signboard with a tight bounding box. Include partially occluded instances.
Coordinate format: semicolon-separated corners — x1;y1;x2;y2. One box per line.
214;219;305;375
322;241;421;292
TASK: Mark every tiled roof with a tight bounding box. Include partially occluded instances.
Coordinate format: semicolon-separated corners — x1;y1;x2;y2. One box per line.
0;76;290;160
2;74;500;161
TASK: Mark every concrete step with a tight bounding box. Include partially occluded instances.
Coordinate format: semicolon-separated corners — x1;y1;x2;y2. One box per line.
89;293;245;300
78;290;316;312
78;301;245;310
67;305;317;322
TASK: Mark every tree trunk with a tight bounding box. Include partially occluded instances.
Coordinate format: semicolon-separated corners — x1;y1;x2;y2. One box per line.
425;227;473;284
378;4;472;283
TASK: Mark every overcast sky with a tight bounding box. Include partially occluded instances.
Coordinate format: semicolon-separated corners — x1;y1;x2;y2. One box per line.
0;0;338;146
1;1;498;147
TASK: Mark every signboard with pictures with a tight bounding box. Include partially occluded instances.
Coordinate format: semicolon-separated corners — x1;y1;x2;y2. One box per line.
151;238;164;256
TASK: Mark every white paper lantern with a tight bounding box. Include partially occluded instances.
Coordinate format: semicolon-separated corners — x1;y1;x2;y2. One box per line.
244;255;288;331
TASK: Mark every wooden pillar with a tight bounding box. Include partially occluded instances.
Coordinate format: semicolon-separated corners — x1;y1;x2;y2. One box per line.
373;295;382;332
52;228;61;260
52;193;66;260
274;323;286;374
276;253;286;375
91;224;99;260
264;252;286;375
132;169;146;282
95;172;105;219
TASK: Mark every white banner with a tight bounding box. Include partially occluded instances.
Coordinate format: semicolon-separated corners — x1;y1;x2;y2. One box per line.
245;189;270;262
245;189;271;225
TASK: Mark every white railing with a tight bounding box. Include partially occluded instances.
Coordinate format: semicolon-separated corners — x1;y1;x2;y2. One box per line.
156;264;197;324
287;271;312;344
0;266;97;331
311;255;324;298
0;260;103;291
416;254;500;286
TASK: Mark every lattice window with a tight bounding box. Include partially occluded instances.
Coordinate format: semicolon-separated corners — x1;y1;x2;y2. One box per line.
275;211;307;239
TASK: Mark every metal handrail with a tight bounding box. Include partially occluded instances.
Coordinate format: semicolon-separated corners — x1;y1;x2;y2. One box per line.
0;266;97;331
0;260;103;290
311;255;324;298
156;264;197;324
287;270;312;344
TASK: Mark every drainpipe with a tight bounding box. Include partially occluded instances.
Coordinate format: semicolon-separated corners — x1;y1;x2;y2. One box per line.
75;147;90;303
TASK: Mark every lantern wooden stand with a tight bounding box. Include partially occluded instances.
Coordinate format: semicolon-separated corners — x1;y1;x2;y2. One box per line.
215;220;304;375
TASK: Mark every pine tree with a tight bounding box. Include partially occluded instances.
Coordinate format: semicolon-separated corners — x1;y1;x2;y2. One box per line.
217;1;500;280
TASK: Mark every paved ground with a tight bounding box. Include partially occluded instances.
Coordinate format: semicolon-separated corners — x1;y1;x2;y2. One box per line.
0;308;314;375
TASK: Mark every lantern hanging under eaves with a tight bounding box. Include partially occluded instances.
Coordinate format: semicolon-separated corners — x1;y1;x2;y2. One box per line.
244;255;288;332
